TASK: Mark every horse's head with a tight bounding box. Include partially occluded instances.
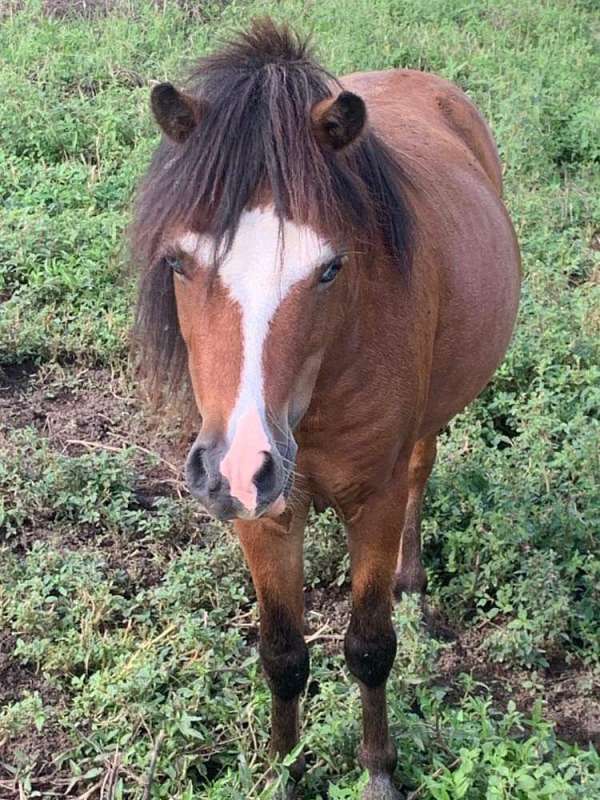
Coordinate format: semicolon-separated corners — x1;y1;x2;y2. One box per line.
153;93;364;521
133;21;412;522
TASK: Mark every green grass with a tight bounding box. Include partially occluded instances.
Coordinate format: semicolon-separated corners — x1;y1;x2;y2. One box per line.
1;0;599;798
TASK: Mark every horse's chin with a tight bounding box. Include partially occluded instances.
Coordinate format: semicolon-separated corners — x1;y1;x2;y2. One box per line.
240;494;287;521
210;493;287;523
265;493;287;518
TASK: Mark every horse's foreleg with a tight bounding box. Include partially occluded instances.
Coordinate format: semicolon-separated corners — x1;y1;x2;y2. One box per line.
236;510;308;782
344;477;408;800
393;433;437;598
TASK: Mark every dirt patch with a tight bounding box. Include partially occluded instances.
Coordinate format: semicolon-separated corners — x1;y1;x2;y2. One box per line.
0;1;24;20
0;364;192;499
0;0;122;20
0;361;39;394
42;0;143;18
436;625;600;746
0;634;72;799
305;586;349;655
0;634;58;708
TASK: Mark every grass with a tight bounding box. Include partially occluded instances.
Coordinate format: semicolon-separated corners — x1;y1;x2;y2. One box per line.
0;0;599;798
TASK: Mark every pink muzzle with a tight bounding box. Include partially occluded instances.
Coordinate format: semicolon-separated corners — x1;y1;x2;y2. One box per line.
220;406;271;513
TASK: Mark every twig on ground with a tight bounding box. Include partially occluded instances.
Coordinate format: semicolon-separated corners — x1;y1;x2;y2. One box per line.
119;766;144;786
63;437;182;478
100;748;120;800
75;779;103;800
64;438;126;454
305;625;343;643
142;730;165;800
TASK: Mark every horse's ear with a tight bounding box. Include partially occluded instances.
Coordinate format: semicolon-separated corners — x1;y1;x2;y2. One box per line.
150;82;204;144
311;91;367;151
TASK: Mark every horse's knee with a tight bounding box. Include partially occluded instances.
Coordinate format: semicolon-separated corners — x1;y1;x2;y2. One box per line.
259;605;309;701
344;610;397;688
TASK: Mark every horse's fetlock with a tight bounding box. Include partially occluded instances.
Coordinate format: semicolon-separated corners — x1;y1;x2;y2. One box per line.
359;738;397;777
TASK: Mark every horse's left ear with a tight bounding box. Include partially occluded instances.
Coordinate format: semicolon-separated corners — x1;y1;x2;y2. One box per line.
311;91;367;151
150;82;204;144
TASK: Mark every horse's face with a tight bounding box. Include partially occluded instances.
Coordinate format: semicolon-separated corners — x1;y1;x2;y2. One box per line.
145;79;370;521
168;207;348;521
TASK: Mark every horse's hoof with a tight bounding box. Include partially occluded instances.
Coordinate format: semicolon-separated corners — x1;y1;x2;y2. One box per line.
361;775;402;800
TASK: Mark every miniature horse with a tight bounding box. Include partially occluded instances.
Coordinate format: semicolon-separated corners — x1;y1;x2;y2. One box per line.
133;19;520;799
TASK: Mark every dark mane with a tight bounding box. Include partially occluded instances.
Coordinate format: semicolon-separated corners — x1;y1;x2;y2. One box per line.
132;18;415;405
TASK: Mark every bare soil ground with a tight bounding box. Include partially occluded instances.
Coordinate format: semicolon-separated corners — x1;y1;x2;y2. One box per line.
0;361;191;497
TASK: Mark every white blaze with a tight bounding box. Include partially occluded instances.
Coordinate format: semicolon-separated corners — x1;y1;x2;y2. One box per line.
177;207;333;510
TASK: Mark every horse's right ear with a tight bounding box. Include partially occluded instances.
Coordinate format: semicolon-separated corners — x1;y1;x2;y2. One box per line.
311;91;367;151
150;82;204;144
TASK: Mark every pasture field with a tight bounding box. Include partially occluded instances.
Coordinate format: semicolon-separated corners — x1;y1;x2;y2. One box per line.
1;0;599;797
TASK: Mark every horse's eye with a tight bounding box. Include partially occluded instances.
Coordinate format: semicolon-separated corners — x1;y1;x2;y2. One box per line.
163;254;185;275
319;256;345;285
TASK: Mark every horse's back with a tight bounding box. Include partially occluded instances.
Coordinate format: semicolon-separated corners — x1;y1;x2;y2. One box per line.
343;68;503;196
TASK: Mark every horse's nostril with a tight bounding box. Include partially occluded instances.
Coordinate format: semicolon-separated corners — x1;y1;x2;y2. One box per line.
254;451;277;496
